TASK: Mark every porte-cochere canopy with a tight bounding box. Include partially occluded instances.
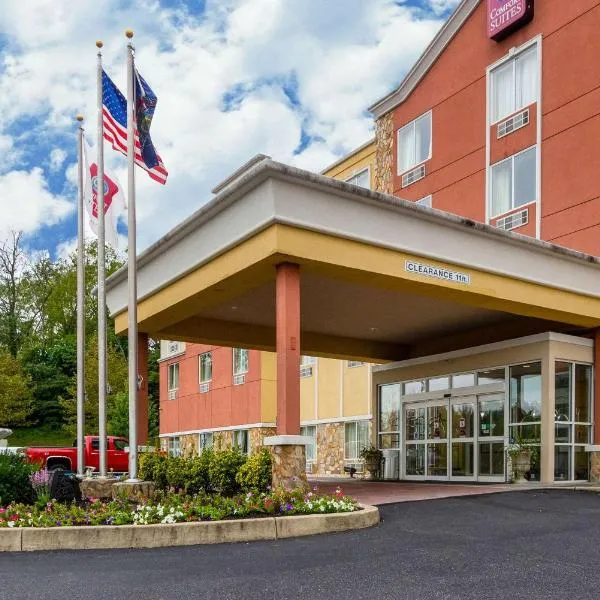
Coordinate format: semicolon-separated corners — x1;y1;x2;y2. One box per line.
105;158;600;363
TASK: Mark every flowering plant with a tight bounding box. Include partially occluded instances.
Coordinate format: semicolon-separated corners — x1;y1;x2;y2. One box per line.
29;468;51;509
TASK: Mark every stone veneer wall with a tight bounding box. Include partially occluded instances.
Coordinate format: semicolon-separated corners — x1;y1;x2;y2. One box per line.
316;423;345;476
374;112;394;194
249;427;277;452
180;434;199;456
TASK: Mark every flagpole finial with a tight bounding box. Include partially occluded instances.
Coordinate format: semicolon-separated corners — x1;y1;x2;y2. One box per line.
125;29;134;39
96;40;104;48
76;114;84;122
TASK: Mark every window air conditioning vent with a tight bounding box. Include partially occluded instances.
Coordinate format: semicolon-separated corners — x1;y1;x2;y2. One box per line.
401;164;426;188
168;341;180;354
496;209;528;231
168;389;177;400
497;109;529;139
300;365;313;378
199;382;210;393
233;374;246;386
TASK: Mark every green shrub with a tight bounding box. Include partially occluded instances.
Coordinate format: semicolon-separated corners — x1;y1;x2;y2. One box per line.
208;449;246;496
183;451;213;495
139;453;168;489
236;448;272;493
0;452;36;506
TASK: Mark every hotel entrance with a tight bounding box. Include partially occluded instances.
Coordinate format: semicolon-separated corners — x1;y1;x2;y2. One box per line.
404;393;505;482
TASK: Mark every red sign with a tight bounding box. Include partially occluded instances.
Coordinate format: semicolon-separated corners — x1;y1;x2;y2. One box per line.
487;0;534;42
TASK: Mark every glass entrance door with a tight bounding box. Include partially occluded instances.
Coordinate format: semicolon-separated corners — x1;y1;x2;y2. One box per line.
450;397;475;480
426;402;449;479
478;393;505;480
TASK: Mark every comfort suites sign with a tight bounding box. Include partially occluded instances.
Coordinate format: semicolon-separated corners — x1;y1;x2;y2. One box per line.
487;0;534;41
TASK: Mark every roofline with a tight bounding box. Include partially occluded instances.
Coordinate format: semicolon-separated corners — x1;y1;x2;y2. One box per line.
368;0;481;119
105;158;600;292
211;153;271;194
320;137;376;175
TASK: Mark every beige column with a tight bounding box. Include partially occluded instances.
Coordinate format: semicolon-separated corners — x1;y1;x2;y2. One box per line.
540;351;555;484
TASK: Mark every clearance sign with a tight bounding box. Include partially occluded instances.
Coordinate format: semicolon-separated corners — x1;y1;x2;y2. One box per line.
487;0;534;41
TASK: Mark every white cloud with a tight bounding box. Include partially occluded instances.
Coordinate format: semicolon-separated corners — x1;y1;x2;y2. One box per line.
49;148;67;172
0;167;73;238
0;0;449;250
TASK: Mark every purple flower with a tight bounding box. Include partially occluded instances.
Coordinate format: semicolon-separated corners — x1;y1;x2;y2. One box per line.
286;503;293;511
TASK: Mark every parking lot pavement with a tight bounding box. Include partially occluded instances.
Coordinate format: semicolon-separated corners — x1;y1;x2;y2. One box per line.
2;490;600;600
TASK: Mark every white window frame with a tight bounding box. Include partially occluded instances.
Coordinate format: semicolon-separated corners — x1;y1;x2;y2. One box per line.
168;363;179;391
233;348;249;376
344;420;370;461
301;425;317;462
199;351;212;384
199;432;213;453
397;110;432;175
490;44;539;125
490;145;537;219
416;195;432;208
233;429;249;455
344;167;371;190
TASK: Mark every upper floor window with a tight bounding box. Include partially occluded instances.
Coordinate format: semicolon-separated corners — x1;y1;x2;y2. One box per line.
301;355;317;366
416;195;432;208
397;111;432;174
168;363;179;391
491;45;537;124
491;146;536;217
345;168;370;189
199;352;212;383
233;348;249;376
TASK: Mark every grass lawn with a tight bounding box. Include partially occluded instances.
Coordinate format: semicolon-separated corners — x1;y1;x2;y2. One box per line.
7;426;74;448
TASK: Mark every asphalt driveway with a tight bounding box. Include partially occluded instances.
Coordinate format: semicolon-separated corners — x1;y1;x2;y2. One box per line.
1;490;600;600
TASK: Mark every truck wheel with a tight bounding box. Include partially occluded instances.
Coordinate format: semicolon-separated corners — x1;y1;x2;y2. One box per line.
47;462;70;472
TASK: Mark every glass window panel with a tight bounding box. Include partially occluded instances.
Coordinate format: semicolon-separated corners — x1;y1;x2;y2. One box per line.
403;380;426;395
515;46;537;109
358;421;370;453
491;158;512;216
300;426;317;461
344;421;369;459
479;397;504;437
301;355;317;366
233;348;249;375
451;443;474;477
554;361;571;421
200;352;212;383
554;445;571;481
379;384;401;432
554;424;571;443
199;432;213;452
477;368;505;385
398;123;415;173
428;377;450;392
347;169;370;189
452;403;474;438
509;424;541;444
233;430;248;454
574;425;590;445
574;446;590;481
168;363;179;390
452;373;475;388
406;444;425;476
378;433;400;449
510;363;542;424
513;147;536;208
427;443;448;476
428;405;448;439
405;406;426;441
415;112;432;164
574;364;592;423
479;442;505;476
492;60;514;122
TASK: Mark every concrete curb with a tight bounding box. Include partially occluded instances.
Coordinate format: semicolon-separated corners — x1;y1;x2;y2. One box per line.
0;505;379;552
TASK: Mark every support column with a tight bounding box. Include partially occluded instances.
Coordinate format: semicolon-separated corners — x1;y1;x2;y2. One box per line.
137;332;149;446
540;353;554;484
264;262;309;490
588;330;600;482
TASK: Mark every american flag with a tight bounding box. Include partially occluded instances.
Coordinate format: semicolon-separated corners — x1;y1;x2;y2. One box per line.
102;70;168;185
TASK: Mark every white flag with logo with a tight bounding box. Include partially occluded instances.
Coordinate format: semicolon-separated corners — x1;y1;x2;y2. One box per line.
83;140;125;249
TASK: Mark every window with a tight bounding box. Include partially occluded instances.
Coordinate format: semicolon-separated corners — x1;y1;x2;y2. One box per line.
403;380;426;395
509;362;542;480
345;168;370;189
114;439;128;451
168;363;179;391
491;45;538;123
348;360;365;368
379;384;400;450
416;195;432;208
168;437;181;457
491;146;536;217
233;430;249;454
554;362;592;481
477;368;506;385
233;348;249;376
199;432;213;453
199;352;212;383
300;355;316;378
397;111;432;174
300;425;317;462
301;355;316;366
452;373;475;388
344;421;370;460
428;377;450;392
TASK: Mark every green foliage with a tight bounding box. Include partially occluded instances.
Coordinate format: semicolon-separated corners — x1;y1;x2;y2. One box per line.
0;352;34;427
8;425;73;448
108;391;129;438
139;453;169;489
235;448;272;493
208;449;247;496
0;453;35;505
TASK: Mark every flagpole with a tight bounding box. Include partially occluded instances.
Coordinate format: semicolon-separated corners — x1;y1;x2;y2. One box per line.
125;29;139;481
96;40;108;478
76;114;86;478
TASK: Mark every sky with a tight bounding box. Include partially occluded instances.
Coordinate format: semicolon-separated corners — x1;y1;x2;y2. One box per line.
0;0;461;260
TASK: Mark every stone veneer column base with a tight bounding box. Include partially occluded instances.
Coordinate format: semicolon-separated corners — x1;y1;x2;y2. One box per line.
264;436;312;491
587;447;600;483
112;481;156;503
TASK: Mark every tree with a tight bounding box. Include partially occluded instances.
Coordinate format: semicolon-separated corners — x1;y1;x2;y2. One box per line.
0;352;33;427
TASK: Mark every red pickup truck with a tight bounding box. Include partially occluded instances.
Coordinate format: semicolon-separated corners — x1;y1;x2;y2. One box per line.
26;436;130;473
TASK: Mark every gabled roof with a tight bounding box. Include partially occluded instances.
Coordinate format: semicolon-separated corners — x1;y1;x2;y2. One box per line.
369;0;481;119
